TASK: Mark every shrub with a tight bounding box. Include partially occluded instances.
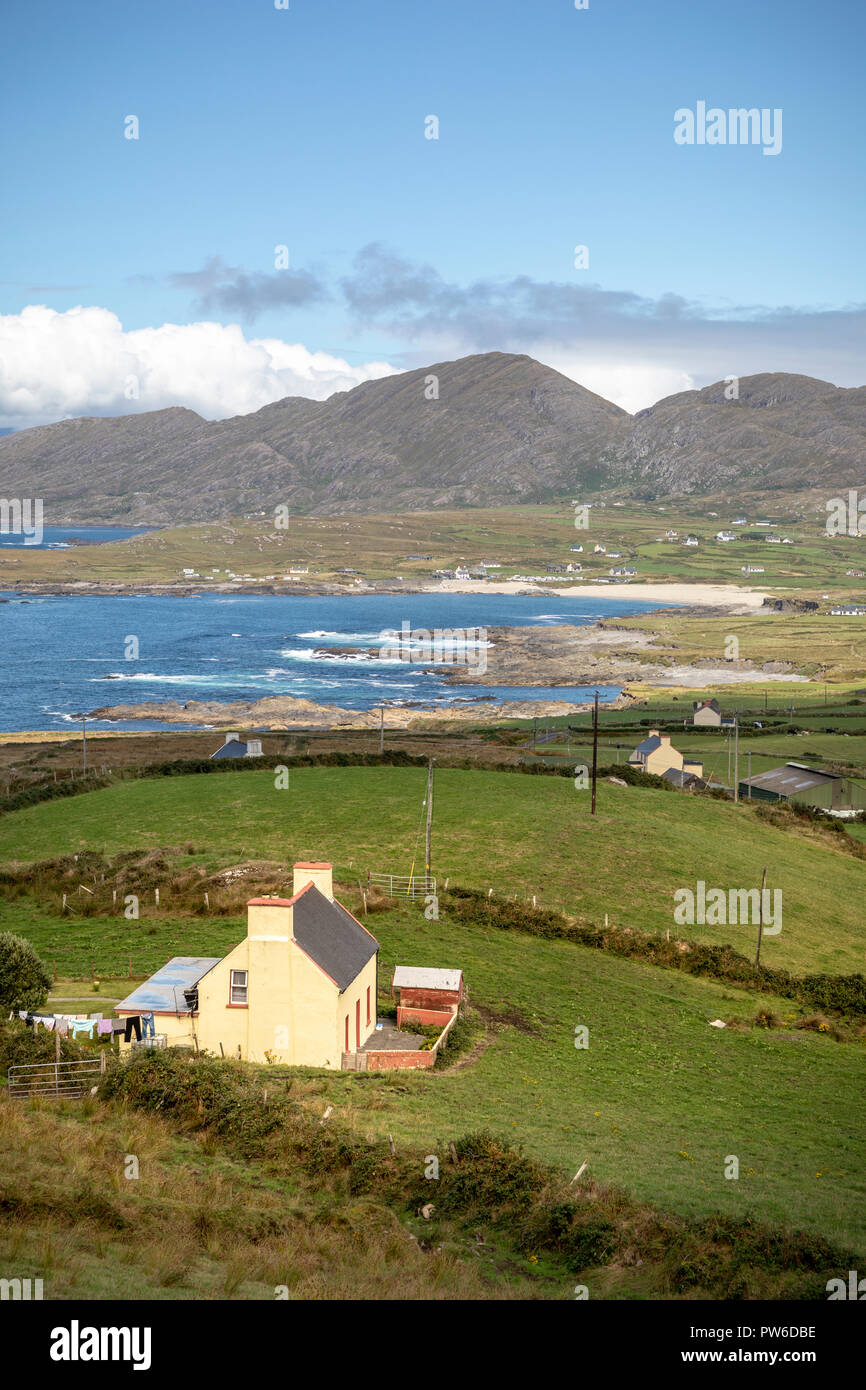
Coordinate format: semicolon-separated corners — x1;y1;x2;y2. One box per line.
0;933;52;1013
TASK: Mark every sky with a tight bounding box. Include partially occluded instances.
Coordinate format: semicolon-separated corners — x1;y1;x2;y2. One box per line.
0;0;864;430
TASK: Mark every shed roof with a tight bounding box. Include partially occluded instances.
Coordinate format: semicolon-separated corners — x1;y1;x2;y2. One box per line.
393;966;463;992
740;762;842;795
115;957;222;1014
293;885;379;992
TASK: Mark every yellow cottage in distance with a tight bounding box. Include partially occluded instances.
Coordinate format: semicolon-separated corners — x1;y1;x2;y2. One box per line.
114;862;379;1068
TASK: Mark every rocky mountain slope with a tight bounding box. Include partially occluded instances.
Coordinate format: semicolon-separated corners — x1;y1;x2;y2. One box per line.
0;354;863;523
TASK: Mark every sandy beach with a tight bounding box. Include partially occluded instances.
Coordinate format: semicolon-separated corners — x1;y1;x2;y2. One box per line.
421;579;770;610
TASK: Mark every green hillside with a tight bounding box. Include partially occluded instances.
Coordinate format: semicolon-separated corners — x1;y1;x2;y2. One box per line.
2;765;864;975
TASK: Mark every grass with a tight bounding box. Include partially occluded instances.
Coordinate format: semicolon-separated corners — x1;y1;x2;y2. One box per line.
2;765;866;975
1;762;864;1277
3;495;866;593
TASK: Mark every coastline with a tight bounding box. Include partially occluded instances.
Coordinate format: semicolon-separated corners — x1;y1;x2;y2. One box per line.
2;577;772;611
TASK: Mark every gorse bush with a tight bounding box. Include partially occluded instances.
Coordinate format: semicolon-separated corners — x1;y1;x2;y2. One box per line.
98;1050;855;1296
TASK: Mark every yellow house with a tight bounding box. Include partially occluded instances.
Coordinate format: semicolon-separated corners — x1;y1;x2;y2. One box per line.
114;862;380;1068
628;730;703;781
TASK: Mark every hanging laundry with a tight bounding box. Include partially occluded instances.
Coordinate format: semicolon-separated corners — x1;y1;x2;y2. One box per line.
56;1021;69;1036
111;1019;126;1035
97;1020;113;1036
69;1019;95;1038
124;1015;142;1043
141;1013;155;1038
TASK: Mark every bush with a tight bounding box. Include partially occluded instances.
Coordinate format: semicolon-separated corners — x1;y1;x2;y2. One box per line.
0;933;52;1013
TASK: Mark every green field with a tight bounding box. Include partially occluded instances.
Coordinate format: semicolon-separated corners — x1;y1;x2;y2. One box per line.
3;765;865;975
3;497;866;595
1;762;864;1268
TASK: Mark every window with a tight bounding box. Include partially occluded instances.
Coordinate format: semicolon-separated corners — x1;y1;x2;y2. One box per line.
230;970;248;1005
366;986;371;1026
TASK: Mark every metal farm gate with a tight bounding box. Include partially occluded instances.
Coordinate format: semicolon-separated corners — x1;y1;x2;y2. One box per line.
7;1056;105;1100
367;873;436;901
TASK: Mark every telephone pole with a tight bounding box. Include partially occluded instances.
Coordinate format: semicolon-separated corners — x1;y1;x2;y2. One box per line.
81;715;87;774
379;705;384;754
733;716;739;802
591;690;599;816
424;759;434;891
754;865;768;968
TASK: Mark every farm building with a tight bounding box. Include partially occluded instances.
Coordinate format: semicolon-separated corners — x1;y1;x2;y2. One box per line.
393;967;464;1027
737;763;864;811
210;732;263;759
115;863;379;1068
629;730;703;782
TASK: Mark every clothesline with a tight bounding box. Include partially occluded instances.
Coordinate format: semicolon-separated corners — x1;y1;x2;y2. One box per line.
10;1010;155;1041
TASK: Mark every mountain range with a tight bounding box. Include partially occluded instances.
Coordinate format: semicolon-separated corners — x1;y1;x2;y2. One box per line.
0;352;863;524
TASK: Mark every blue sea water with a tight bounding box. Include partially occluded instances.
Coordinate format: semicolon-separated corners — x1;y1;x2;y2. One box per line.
0;591;674;732
0;525;152;550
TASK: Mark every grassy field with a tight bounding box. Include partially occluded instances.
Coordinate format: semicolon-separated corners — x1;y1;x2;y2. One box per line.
1;762;864;1275
2;765;865;975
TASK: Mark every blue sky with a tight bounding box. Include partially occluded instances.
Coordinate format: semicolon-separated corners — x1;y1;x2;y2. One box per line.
1;0;863;427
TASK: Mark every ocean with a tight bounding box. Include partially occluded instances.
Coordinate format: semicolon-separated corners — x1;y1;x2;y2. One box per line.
0;590;673;732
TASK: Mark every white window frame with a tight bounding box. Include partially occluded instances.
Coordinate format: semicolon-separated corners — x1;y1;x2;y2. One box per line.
230;969;248;1005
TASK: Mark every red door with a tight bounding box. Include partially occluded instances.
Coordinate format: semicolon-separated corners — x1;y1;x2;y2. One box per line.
355;998;361;1048
344;1015;349;1052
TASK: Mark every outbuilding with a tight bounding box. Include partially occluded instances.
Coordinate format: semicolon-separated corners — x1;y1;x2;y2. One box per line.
392;966;464;1027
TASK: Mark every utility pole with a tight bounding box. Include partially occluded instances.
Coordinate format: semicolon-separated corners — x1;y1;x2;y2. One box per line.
726;733;731;788
733;716;739;802
747;750;752;797
81;715;87;774
379;705;384;755
424;759;434;891
754;865;767;968
591;690;599;816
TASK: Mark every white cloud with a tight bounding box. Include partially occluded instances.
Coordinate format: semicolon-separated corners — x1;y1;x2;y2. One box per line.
535;351;695;414
0;305;398;430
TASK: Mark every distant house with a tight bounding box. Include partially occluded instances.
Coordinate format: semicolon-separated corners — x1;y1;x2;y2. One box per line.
765;535;782;544
716;531;737;542
738;763;860;811
570;544;584;553
732;517;747;525
830;605;866;616
629;730;703;781
845;570;864;578
211;732;263;760
565;562;582;573
683;535;699;546
609;566;636;577
593;544;607;553
454;566;471;580
741;565;765;574
693;699;735;727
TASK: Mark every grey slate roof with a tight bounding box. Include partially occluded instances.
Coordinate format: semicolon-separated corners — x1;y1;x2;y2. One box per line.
211;739;249;759
633;735;662;755
293;886;379;992
115;957;222;1014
